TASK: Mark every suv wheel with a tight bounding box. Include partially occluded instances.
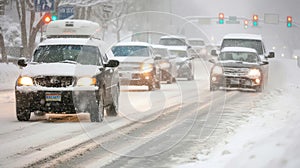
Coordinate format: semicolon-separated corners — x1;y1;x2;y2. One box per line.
106;87;119;116
16;108;31;121
90;88;104;122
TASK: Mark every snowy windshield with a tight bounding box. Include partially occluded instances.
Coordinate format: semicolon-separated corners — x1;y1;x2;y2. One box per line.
159;39;187;46
33;45;101;65
219;52;260;63
153;48;169;58
188;40;205;46
111;46;150;57
169;50;188;58
221;39;264;55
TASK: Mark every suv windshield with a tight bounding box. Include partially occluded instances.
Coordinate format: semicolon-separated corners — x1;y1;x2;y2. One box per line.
153;48;169;58
219;52;260;63
188;40;205;46
159;39;187;46
169;50;187;58
112;46;150;57
33;45;101;65
221;39;264;55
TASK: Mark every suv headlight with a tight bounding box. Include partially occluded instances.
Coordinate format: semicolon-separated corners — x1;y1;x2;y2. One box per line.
248;69;261;79
77;77;96;86
140;63;153;72
212;66;223;75
17;77;34;86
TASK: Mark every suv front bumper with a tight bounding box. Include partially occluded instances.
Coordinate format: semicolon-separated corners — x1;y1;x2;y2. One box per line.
15;86;98;114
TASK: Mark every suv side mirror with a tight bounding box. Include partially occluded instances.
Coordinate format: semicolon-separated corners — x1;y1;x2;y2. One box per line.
154;55;162;60
208;59;216;64
105;60;119;68
268;51;275;58
18;58;27;67
211;49;218;56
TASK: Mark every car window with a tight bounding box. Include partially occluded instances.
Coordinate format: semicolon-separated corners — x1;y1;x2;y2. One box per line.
169;50;188;57
153;48;169;58
219;52;259;63
188;40;205;46
111;46;150;57
159;39;187;46
221;39;263;55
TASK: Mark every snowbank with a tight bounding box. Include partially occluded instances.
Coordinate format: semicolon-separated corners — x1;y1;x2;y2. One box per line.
0;63;20;90
178;58;300;168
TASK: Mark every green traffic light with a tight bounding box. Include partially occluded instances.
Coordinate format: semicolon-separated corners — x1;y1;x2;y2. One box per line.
219;19;224;24
253;21;258;26
51;15;58;21
287;22;292;27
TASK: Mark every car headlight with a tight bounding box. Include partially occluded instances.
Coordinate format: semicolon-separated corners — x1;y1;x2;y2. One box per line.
77;77;96;86
248;69;261;79
140;63;153;72
17;77;34;86
212;66;223;75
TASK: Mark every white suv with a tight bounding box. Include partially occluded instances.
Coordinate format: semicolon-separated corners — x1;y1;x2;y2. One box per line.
16;20;120;122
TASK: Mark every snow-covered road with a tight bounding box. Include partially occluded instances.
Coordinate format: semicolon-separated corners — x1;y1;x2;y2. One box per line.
0;58;299;168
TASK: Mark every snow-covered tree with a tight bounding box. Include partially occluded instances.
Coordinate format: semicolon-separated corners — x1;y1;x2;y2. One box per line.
15;0;60;58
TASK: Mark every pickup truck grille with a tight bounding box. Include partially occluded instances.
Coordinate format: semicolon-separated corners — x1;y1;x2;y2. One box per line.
223;67;249;76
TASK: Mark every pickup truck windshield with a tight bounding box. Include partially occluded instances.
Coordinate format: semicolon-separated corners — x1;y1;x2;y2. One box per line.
219;52;260;63
221;39;264;55
33;45;101;65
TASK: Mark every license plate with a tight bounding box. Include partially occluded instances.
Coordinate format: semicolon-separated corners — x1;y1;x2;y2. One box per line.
45;92;61;102
230;79;240;85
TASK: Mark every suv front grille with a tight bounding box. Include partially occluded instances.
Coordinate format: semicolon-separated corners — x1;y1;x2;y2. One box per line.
224;67;249;76
34;76;74;87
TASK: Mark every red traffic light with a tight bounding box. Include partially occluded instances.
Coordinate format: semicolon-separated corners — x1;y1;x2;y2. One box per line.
43;13;52;24
219;13;224;19
244;20;249;25
253;15;258;21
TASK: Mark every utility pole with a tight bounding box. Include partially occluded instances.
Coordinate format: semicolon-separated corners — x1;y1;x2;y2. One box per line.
0;0;5;15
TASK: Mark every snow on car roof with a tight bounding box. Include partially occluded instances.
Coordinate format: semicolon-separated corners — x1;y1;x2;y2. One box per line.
39;38;99;46
166;46;188;51
188;38;204;41
160;35;187;39
221;47;258;53
114;41;152;47
151;44;169;49
223;34;262;40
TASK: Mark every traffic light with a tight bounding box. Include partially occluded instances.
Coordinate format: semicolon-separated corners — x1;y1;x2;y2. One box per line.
219;13;224;24
43;13;52;24
287;16;292;28
253;15;258;26
51;11;58;21
244;20;249;29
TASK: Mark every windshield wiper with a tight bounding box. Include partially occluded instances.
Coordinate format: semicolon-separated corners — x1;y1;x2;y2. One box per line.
59;60;78;64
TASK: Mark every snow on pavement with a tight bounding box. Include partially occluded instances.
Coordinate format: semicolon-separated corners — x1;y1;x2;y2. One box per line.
178;58;300;168
0;63;20;90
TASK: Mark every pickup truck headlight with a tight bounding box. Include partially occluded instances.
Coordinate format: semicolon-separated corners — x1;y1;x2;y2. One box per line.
248;69;261;79
17;77;34;86
77;77;96;86
212;66;223;75
140;63;153;72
